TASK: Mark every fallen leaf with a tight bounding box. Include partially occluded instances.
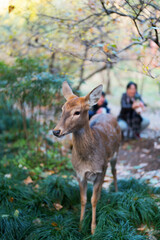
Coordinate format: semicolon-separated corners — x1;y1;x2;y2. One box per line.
51;222;58;227
34;184;39;189
134;197;138;201
103;44;110;52
40;171;55;178
137;224;148;232
62;175;67;178
48;170;55;174
24;176;33;185
9;197;14;202
53;203;63;211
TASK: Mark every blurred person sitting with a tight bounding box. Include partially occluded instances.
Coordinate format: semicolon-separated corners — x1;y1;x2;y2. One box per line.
118;81;150;139
89;91;110;119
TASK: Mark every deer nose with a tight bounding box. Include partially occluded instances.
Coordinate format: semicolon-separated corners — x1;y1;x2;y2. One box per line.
53;130;61;137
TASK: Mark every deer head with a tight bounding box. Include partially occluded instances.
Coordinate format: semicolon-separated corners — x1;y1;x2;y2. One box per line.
53;81;103;137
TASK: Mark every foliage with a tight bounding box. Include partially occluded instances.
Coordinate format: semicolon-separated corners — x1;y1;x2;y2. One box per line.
1;0;160;92
0;57;67;107
0;57;72;141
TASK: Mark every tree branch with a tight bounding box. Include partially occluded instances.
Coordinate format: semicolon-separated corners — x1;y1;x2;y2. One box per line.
118;39;147;53
78;65;106;85
133;19;144;39
151;23;160;47
100;0;136;19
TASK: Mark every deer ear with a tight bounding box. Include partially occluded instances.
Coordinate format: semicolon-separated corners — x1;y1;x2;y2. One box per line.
62;81;74;100
86;84;103;107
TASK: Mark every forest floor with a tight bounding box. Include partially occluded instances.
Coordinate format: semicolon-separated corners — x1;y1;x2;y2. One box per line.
104;131;160;189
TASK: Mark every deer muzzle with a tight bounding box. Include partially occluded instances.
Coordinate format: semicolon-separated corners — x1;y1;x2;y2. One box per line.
53;129;61;137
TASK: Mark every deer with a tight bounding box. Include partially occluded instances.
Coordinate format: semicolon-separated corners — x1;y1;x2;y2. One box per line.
53;81;121;234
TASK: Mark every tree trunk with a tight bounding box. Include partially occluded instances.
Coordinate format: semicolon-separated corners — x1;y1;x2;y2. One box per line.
106;66;111;94
49;52;56;74
20;101;28;139
140;76;145;96
76;45;88;90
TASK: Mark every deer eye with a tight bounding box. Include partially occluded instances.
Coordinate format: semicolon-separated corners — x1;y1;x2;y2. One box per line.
74;111;81;115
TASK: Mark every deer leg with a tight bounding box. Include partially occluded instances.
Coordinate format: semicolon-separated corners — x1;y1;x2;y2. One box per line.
110;155;118;192
91;172;105;234
78;178;87;224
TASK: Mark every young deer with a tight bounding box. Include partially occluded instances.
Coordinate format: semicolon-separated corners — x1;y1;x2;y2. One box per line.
53;82;121;234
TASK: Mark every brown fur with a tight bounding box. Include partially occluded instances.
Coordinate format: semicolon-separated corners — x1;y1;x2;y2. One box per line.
53;82;121;234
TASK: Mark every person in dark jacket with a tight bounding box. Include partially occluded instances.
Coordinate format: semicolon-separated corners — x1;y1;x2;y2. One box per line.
118;81;150;138
89;91;110;119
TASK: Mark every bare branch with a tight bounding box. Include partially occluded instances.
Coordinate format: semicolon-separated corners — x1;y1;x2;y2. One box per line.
38;12;104;26
133;19;144;39
78;65;106;84
100;0;136;19
118;39;147;53
37;14;76;23
28;42;118;63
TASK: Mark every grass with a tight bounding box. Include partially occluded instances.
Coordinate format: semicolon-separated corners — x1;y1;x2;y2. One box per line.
1;99;160;239
1;163;160;240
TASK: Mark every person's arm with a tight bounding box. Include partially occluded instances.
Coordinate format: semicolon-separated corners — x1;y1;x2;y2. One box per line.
135;93;147;107
121;94;132;109
138;94;147;107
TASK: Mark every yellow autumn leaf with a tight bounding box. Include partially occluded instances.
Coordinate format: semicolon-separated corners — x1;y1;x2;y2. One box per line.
8;5;15;13
103;44;110;52
89;28;94;33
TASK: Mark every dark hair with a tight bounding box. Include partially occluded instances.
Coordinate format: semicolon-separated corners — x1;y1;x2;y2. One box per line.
102;91;106;97
126;81;137;90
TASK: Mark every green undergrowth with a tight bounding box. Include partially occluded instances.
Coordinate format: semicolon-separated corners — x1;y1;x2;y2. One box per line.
0;80;160;239
0;104;72;180
0;166;160;240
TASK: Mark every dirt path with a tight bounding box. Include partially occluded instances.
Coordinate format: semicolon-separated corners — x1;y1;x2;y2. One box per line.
103;136;160;189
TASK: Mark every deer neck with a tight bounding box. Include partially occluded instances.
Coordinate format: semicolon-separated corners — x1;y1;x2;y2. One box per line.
72;121;95;158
